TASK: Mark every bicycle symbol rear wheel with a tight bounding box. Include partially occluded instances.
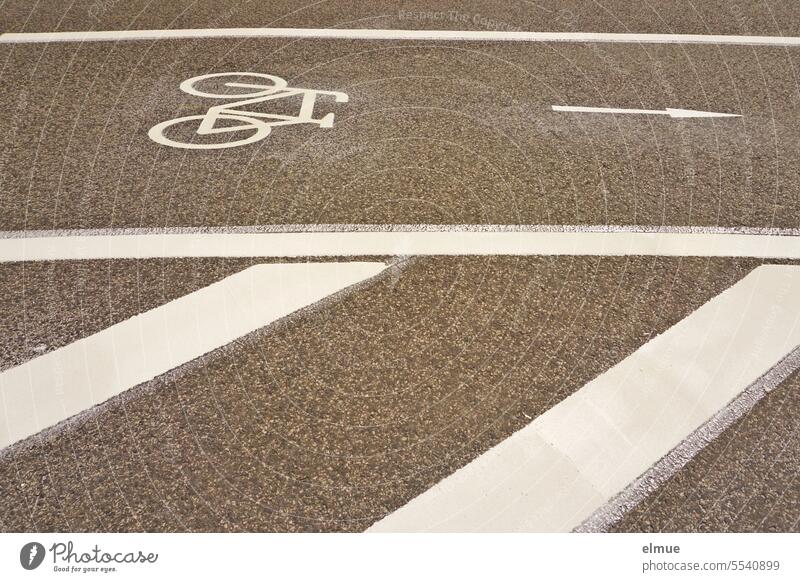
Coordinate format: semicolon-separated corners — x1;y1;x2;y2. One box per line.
147;113;272;150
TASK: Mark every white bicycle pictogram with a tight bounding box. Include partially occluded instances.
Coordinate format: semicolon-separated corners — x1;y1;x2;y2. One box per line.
148;72;349;150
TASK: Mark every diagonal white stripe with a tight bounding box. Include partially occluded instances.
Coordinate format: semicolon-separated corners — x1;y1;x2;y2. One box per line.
367;265;800;532
576;344;800;532
2;28;800;46
0;261;387;450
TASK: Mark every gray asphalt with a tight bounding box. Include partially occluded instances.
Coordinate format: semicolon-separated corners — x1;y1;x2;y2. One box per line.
615;369;800;532
2;0;799;36
1;39;798;231
2;5;799;534
0;256;777;532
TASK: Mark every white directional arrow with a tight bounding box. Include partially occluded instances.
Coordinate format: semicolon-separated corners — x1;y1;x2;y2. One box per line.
552;105;740;118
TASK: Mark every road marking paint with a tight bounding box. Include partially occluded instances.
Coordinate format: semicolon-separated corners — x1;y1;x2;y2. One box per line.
3;224;800;237
149;72;348;150
552;105;740;119
576;344;800;532
3;28;800;46
0;261;387;449
367;264;800;532
1;230;800;262
0;223;800;239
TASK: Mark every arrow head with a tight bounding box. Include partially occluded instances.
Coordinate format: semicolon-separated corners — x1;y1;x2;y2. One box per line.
666;108;741;119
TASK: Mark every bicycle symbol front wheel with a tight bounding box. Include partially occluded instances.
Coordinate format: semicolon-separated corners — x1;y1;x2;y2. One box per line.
148;113;272;150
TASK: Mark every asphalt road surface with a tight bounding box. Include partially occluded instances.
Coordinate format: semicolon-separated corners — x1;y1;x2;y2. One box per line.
0;2;798;533
3;0;800;36
2;40;799;230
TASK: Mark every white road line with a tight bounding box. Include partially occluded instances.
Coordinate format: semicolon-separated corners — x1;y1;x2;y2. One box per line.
1;231;800;262
2;28;800;46
367;264;800;532
0;261;387;450
2;224;800;237
552;105;741;119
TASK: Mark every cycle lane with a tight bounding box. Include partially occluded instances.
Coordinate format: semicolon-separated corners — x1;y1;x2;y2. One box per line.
1;38;799;232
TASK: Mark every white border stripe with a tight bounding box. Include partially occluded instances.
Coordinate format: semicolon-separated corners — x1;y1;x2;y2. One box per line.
368;265;800;532
3;224;800;237
0;261;387;449
2;231;800;261
3;28;800;46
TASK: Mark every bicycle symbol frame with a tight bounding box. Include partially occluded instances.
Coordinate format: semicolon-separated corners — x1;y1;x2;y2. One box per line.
148;72;349;150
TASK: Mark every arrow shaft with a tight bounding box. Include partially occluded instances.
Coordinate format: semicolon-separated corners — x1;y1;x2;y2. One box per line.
552;105;739;119
552;105;669;116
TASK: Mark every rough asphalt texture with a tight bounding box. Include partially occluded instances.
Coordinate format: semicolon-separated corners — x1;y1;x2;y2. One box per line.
1;40;798;231
614;369;800;532
0;256;792;532
3;0;800;36
1;1;799;533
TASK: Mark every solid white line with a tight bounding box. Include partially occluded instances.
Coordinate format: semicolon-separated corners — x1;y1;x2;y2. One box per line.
2;28;800;46
367;265;800;532
0;261;387;449
2;224;800;237
1;231;800;262
552;105;741;119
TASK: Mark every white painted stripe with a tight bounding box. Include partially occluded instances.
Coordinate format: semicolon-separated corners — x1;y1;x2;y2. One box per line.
367;265;800;532
576;345;800;532
0;261;387;449
2;224;800;237
1;231;800;262
2;28;800;47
